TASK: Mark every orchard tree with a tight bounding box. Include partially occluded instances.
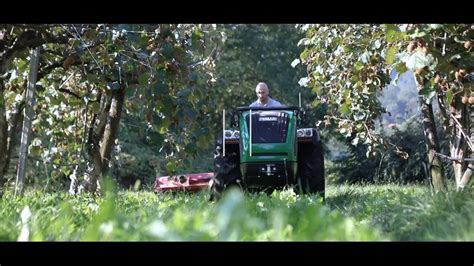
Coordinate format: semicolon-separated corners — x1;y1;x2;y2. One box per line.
297;25;398;157
58;24;223;194
0;24;224;195
298;24;473;192
0;24;70;194
388;24;473;191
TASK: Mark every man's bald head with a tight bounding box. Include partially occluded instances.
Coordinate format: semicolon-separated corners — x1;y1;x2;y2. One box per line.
255;82;269;103
255;82;269;92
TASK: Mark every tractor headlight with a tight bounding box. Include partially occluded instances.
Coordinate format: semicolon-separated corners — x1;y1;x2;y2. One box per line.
297;129;304;137
297;128;313;138
232;130;240;139
225;130;240;140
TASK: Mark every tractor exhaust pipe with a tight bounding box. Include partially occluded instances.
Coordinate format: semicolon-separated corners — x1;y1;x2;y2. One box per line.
250;109;252;157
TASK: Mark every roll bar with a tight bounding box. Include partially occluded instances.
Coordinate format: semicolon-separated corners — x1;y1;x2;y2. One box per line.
235;106;302;112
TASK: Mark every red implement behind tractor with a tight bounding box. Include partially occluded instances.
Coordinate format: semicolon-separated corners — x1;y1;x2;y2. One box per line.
154;172;213;192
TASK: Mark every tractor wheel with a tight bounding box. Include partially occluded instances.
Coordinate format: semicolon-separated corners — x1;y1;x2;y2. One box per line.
297;129;325;199
209;133;242;201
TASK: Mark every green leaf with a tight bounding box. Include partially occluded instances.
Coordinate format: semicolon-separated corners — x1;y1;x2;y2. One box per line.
138;72;150;86
156;83;169;94
86;74;99;83
183;109;197;120
83;29;97;40
192;28;204;44
159;125;168;134
458;56;474;69
385;24;397;41
339;103;350;116
311;99;321;108
60;166;71;176
69;98;81;107
158;99;173;116
188;73;198;82
410;29;427;38
178;87;192;98
137;34;149;49
300;49;309;61
394;62;408;74
354;61;364;71
385;46;397;65
17;59;27;71
418;86;436;103
162;43;174;57
166;160;177;173
359;51;371;64
91;102;100;114
445;89;454;106
311;86;321;95
418;86;432;97
155;68;167;80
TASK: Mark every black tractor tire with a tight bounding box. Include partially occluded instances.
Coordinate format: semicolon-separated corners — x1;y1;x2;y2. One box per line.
297;129;325;199
209;133;242;201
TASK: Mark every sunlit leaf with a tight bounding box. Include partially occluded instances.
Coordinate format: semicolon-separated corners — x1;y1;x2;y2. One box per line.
385;46;398;65
138;72;150;86
445;89;454;106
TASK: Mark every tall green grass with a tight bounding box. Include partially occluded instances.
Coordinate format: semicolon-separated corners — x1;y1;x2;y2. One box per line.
326;184;474;240
0;184;473;241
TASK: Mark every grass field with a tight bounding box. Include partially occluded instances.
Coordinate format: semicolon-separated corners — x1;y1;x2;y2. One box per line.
1;183;473;241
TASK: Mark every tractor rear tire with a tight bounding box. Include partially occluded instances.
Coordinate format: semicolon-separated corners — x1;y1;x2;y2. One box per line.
209;133;242;201
297;129;325;199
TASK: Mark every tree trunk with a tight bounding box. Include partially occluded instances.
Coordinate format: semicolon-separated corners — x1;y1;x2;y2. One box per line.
80;128;103;194
73;88;125;194
458;162;473;190
420;100;446;192
437;88;472;191
100;88;125;176
2;101;24;175
450;97;471;190
77;97;110;194
15;47;40;195
414;73;446;192
0;30;9;194
0;82;7;194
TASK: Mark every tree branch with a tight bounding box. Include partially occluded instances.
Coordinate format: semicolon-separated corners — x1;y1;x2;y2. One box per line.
58;88;81;99
448;111;473;151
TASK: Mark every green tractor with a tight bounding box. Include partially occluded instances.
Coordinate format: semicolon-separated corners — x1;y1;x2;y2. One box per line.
209;106;324;200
